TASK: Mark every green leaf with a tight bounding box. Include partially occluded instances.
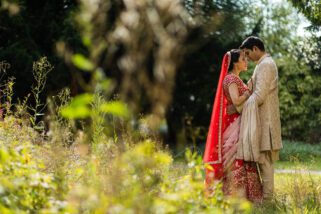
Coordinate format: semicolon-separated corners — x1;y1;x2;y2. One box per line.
100;79;112;91
61;105;91;119
70;93;93;106
82;36;92;47
100;101;129;118
72;54;94;71
60;93;94;119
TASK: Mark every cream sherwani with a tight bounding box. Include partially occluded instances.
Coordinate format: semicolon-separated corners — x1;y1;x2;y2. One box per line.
252;54;282;152
237;54;282;200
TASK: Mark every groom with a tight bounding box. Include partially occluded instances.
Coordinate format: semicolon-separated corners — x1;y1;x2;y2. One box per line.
240;36;283;200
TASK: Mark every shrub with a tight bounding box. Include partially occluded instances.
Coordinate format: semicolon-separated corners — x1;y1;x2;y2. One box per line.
0;142;68;213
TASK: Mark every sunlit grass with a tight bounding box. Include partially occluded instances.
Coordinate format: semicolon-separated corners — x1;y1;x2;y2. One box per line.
254;140;321;213
254;172;321;213
276;157;321;170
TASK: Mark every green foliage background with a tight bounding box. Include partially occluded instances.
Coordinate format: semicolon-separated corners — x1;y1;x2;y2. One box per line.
0;0;320;147
0;0;82;99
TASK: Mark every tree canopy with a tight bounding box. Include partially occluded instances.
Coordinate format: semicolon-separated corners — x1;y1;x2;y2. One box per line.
0;0;320;145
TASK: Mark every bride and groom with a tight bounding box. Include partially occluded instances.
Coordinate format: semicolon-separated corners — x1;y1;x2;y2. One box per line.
203;36;283;203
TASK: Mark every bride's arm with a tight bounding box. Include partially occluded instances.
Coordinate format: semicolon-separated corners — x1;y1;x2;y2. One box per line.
228;83;250;106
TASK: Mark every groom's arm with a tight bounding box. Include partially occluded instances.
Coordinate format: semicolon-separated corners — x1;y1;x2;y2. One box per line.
251;62;275;105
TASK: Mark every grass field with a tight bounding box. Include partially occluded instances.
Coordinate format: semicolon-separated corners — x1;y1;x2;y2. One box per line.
276;157;321;170
178;140;321;213
276;140;321;170
254;172;321;213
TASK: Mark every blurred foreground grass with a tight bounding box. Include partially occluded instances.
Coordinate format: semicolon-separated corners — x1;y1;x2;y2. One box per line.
0;110;320;213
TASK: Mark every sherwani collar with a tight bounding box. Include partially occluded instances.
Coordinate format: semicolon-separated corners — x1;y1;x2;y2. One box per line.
256;53;270;65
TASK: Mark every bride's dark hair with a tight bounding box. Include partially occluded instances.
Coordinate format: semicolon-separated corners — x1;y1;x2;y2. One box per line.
227;49;241;72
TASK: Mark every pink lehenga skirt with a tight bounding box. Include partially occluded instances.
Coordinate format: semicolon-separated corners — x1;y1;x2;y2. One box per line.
222;116;263;203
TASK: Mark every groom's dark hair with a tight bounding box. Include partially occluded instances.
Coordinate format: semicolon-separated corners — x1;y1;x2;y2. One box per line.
240;36;265;51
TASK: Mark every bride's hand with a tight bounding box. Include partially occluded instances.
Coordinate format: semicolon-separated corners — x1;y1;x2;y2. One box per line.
247;78;253;92
244;90;251;99
227;105;237;115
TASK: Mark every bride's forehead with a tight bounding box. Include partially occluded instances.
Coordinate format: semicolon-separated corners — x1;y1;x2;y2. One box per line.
240;51;246;57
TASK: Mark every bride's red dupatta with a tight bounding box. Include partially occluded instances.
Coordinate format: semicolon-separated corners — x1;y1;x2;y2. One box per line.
203;52;230;186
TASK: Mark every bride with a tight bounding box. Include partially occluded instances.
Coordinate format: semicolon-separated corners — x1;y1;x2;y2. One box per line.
203;49;263;203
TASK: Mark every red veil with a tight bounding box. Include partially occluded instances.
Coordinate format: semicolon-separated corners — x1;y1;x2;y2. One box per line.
203;52;230;182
